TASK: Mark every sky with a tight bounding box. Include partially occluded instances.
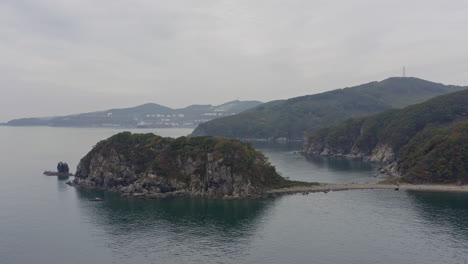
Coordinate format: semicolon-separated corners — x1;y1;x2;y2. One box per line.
1;0;468;122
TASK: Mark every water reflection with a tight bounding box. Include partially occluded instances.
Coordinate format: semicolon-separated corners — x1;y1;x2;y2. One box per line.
251;141;380;183
57;175;70;181
305;155;376;172
249;141;303;151
75;189;278;263
406;191;468;233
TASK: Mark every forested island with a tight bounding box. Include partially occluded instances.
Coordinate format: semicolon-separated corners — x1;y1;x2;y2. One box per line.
71;132;307;199
303;89;468;184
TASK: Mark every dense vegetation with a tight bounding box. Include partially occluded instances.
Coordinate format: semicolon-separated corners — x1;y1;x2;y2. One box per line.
304;89;468;183
191;77;466;140
81;132;289;190
398;121;468;183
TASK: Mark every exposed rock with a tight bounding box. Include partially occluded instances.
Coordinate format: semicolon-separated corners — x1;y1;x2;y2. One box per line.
369;144;395;163
303;89;468;183
72;132;290;199
57;162;70;174
43;162;73;176
303;134;401;178
43;171;73;177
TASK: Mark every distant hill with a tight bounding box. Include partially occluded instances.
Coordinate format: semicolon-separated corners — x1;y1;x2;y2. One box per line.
303;89;468;184
5;100;262;128
191;77;467;140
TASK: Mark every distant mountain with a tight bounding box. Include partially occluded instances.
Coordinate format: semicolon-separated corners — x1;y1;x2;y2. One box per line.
191;77;467;140
5;100;262;128
303;89;468;184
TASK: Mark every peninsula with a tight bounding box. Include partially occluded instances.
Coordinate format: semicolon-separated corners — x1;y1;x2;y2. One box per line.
303;89;468;184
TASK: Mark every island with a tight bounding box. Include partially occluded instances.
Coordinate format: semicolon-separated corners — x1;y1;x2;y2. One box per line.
71;132;308;199
43;162;74;177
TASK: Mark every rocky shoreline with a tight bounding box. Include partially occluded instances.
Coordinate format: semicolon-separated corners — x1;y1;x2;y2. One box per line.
68;180;468;200
67;180;272;199
303;138;401;177
43;170;74;177
71;132;292;199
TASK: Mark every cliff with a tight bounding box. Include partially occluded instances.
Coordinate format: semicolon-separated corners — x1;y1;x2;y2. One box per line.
303;89;468;184
72;132;290;199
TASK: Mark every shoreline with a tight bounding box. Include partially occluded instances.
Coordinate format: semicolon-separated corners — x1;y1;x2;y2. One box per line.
68;180;468;200
268;183;468;196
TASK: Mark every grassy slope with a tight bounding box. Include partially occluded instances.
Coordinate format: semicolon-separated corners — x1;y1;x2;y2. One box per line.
192;77;466;140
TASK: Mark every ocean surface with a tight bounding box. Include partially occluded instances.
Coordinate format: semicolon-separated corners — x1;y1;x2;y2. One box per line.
0;127;467;264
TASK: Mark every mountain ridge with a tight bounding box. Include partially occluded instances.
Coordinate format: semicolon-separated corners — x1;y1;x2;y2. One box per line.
191;77;467;140
5;100;262;128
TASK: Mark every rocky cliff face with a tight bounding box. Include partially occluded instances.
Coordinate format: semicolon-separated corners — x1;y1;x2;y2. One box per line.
303;129;401;177
303;89;468;183
73;132;287;198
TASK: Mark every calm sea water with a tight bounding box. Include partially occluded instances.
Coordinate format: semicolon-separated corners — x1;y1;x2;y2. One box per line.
0;127;467;264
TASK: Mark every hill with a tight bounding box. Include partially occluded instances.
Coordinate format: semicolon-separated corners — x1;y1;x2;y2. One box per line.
72;132;293;198
191;77;467;140
5;100;261;128
303;89;468;184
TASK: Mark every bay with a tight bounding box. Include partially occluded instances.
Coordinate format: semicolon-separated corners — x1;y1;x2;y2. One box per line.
0;127;466;264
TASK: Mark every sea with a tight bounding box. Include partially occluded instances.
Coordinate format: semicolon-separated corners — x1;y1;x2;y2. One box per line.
0;127;467;264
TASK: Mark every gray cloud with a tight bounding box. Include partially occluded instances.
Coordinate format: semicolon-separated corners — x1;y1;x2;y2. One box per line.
1;0;468;121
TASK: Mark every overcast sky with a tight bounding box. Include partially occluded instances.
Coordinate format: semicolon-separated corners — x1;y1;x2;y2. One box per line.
1;0;467;122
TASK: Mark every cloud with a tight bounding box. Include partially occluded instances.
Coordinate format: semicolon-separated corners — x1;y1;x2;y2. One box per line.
1;0;468;121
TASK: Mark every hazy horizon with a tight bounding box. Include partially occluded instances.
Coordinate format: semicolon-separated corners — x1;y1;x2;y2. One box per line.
2;98;266;121
2;0;468;122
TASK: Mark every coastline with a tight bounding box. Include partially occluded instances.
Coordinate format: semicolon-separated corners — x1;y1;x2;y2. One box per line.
68;180;468;200
268;183;468;196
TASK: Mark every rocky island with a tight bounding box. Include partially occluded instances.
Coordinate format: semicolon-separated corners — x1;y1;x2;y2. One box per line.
72;132;301;199
43;162;73;176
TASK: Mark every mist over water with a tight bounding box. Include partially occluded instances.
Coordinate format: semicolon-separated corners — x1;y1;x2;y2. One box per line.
0;127;467;264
